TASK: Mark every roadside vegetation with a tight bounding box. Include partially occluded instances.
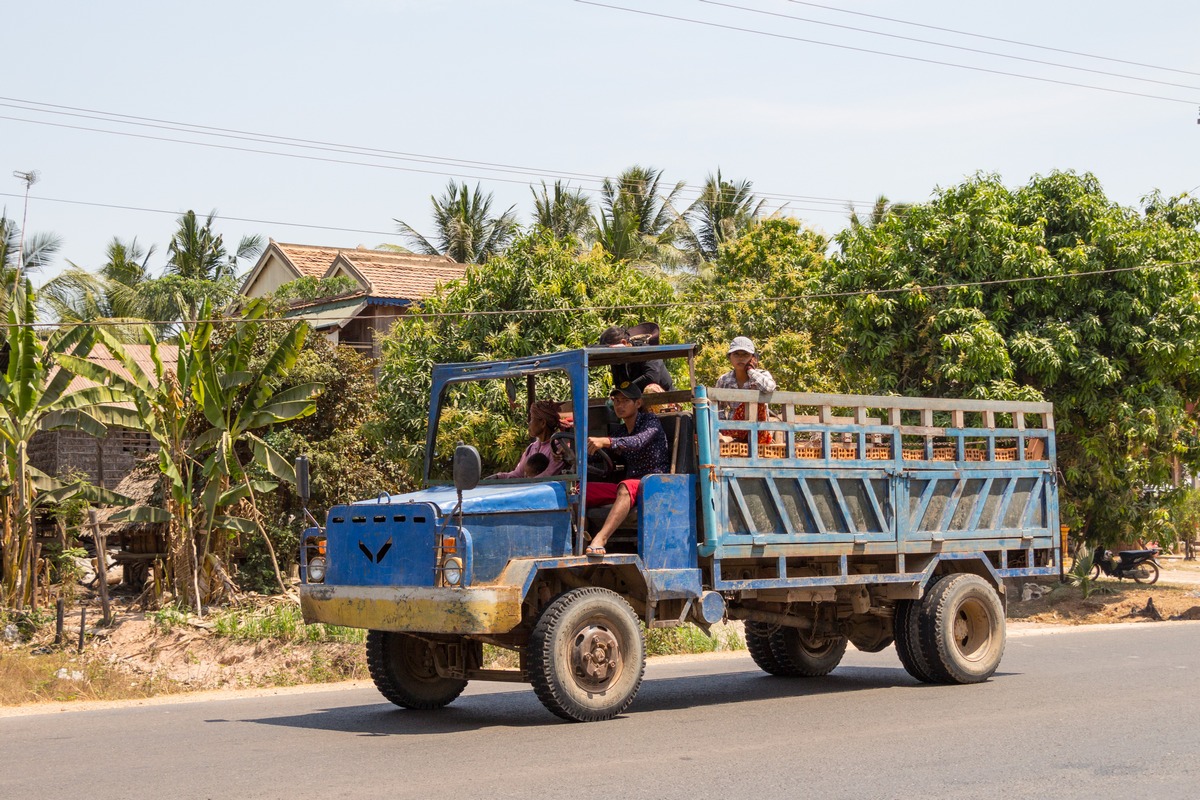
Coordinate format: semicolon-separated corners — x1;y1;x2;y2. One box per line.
3;167;1200;704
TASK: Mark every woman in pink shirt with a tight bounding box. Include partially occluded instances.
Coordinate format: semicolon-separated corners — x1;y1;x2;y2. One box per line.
489;400;565;479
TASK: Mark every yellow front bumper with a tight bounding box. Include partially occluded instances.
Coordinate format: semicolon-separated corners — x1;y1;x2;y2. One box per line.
300;584;523;634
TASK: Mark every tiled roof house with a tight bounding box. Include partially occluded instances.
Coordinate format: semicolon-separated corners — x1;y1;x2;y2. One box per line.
240;241;467;358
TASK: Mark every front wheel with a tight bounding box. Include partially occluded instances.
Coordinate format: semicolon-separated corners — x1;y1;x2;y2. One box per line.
528;587;646;722
1089;563;1102;580
1131;561;1160;585
366;630;468;710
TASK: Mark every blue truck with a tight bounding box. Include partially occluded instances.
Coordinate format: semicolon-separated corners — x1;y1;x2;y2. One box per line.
299;344;1062;722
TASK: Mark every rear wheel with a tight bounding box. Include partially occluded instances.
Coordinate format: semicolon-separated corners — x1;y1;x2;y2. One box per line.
768;627;847;677
366;630;468;709
893;599;937;684
916;574;1006;684
745;621;786;675
528;587;646;722
1090;563;1102;580
1131;561;1160;585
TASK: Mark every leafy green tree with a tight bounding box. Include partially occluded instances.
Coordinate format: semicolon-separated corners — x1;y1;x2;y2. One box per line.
269;275;360;306
683;218;846;393
375;230;681;480
39;237;155;338
530;181;592;243
594;166;687;267
0;280;126;608
684;170;766;262
831;171;1200;545
395;181;518;264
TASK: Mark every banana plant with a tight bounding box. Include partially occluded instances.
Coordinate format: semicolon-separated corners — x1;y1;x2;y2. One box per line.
189;298;320;594
0;279;131;609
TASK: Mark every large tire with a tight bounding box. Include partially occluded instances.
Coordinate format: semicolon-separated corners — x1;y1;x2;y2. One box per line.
366;630;468;710
768;626;847;677
745;621;787;675
528;587;646;722
893;599;937;684
916;574;1006;685
1131;561;1160;585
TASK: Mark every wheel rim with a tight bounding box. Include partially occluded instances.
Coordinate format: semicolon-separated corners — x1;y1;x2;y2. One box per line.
569;618;623;692
398;637;442;683
796;631;840;658
949;597;994;664
1133;563;1158;584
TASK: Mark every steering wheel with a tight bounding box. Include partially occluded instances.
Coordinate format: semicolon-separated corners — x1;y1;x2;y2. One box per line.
550;432;615;481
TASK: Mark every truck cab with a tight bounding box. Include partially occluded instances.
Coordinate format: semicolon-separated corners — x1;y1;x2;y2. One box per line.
300;344;1062;722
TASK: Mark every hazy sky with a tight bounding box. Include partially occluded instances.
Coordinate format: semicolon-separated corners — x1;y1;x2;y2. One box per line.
4;0;1198;284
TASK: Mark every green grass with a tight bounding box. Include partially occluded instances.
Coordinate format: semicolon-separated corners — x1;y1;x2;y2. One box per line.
211;603;366;644
644;622;744;657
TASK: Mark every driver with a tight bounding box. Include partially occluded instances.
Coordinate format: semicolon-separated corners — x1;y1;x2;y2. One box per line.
488;400;564;480
583;381;669;556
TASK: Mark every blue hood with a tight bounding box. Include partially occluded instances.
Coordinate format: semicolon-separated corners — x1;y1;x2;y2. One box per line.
350;482;569;516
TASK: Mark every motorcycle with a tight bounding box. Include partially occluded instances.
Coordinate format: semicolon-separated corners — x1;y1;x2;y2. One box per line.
1090;546;1161;584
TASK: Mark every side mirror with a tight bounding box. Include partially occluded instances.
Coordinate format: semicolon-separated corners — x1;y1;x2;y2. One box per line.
452;444;481;492
296;455;310;503
505;378;518;408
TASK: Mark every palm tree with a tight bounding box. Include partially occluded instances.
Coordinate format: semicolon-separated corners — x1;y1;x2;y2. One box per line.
141;210;263;331
39;237;155;339
530;181;592;243
1;211;62;312
848;194;911;230
684;170;766;261
395;181;519;264
594;166;688;267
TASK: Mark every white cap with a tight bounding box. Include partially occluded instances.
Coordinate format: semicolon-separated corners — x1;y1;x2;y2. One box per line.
728;336;756;355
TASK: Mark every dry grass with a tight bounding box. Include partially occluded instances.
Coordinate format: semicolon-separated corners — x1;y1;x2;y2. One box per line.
0;647;184;706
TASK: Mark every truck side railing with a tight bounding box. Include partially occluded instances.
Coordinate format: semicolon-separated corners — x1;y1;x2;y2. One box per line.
695;387;1060;589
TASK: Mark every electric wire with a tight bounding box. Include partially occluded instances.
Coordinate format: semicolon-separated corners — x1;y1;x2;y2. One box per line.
785;0;1200;78
3;260;1193;330
701;1;1200;92
0;97;873;208
575;1;1199;106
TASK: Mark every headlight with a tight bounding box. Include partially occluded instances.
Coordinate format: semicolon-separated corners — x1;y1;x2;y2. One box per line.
307;557;326;583
442;556;463;586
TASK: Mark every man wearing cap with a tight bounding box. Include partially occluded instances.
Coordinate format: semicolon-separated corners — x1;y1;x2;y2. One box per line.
716;336;777;444
582;381;669;556
598;323;675;393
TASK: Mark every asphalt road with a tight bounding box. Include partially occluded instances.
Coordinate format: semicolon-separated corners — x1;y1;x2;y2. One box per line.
3;623;1198;800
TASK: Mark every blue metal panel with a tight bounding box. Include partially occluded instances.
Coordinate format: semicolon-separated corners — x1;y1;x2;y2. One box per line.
645;569;703;601
324;501;439;587
638;474;698;570
461;510;573;584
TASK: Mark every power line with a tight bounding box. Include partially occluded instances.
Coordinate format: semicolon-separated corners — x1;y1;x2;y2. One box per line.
0;96;874;208
0;191;402;238
575;1;1199;106
701;1;1200;92
785;0;1200;78
5;260;1192;330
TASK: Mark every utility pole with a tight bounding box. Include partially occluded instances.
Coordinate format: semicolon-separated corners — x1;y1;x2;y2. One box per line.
10;169;40;293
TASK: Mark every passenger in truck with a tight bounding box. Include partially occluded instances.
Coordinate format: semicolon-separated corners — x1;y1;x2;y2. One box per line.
582;381;669;556
716;336;777;447
522;452;550;478
487;400;565;480
598;322;675;393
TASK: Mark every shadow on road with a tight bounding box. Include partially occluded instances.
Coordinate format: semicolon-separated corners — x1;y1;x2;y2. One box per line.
235;663;982;735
